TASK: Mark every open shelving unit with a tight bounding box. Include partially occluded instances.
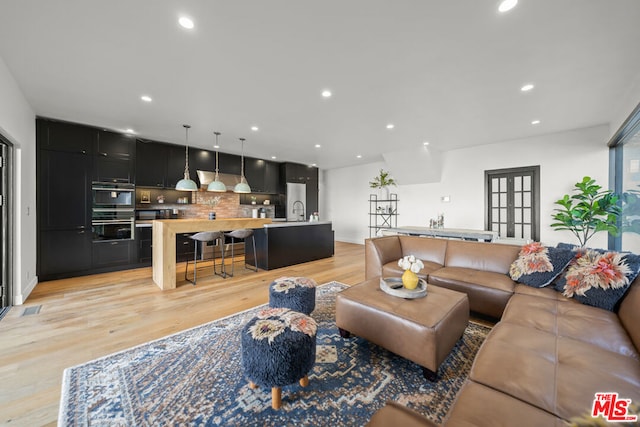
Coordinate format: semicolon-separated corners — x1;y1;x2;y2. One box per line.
368;193;398;238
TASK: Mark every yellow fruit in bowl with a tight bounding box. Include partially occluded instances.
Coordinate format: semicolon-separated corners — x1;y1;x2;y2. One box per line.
402;269;419;290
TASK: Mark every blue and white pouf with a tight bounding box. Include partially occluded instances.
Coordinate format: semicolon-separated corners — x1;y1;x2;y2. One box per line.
268;276;317;315
241;307;317;409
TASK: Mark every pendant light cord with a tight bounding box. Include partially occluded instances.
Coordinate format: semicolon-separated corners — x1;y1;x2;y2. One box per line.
214;132;221;175
183;124;191;179
239;138;246;178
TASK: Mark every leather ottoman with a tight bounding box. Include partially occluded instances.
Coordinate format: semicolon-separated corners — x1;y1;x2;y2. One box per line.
336;278;469;380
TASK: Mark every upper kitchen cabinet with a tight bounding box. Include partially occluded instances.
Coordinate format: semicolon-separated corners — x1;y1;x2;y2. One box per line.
94;130;135;183
166;144;191;189
245;157;266;193
136;140;168;187
218;152;242;175
245;158;279;193
264;161;280;194
281;162;318;184
36;118;95;154
189;148;215;187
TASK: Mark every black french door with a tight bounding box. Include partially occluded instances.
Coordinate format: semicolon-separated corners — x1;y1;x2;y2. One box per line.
485;166;540;242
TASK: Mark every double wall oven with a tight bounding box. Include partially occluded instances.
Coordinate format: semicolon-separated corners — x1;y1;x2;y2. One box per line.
92;182;135;241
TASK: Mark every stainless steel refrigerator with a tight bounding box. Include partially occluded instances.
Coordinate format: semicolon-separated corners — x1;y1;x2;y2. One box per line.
286;182;306;222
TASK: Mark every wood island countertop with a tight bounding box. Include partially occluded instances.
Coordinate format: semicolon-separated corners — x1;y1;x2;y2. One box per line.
152;217;271;290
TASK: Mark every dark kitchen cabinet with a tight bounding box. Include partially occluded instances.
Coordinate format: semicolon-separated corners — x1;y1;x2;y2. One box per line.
136;140;168;187
218;152;242;175
37;119;95;154
264;161;279;194
245;157;266;193
176;233;196;262
38;149;91;230
92;240;135;268
166;145;191;189
94;130;135;183
39;229;92;277
37;118;94;279
189;148;215;187
245;158;280;194
137;226;152;264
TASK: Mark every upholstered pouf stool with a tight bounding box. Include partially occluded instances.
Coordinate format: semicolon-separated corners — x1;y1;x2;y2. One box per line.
241;308;317;409
268;277;317;315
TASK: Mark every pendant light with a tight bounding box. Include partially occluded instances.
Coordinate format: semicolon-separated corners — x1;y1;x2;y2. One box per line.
233;137;251;193
175;124;198;191
207;131;226;192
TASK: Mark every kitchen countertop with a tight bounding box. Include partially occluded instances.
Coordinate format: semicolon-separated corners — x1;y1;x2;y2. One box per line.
264;220;331;228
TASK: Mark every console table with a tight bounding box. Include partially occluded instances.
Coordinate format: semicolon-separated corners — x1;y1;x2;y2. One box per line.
380;226;498;242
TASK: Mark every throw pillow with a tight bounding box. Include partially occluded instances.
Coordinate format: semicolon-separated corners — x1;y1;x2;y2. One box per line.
554;249;640;312
509;242;575;288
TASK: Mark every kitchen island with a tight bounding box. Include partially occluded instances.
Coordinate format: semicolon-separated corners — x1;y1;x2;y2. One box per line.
152;218;271;290
247;221;334;270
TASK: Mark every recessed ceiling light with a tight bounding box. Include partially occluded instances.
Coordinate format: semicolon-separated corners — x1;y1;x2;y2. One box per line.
321;90;332;98
214;144;220;149
520;83;534;92
531;120;541;125
315;144;321;148
178;16;194;29
498;0;518;13
271;156;277;160
140;95;152;102
251;126;259;131
125;128;135;134
386;124;395;130
311;163;317;167
356;155;362;159
423;141;430;146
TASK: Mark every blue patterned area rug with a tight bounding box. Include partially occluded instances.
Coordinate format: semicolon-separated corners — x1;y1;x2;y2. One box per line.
59;282;490;426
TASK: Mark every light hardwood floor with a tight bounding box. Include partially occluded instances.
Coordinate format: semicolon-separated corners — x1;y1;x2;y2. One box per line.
0;241;365;426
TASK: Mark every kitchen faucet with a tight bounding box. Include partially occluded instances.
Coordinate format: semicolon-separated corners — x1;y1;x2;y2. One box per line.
292;200;305;221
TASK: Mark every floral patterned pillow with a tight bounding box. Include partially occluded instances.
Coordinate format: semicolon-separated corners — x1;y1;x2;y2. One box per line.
509;242;575;288
554;249;640;311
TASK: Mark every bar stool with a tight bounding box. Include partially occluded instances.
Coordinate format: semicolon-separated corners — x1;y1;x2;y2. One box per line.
185;231;226;285
224;229;258;277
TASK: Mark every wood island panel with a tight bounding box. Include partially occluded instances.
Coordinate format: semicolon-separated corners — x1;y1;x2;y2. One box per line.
152;218;271;290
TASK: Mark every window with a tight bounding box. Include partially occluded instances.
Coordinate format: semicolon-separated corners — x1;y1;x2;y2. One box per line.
485;166;540;241
610;102;640;253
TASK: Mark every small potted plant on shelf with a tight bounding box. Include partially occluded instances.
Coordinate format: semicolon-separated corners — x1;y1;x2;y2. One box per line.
369;169;397;201
551;176;621;247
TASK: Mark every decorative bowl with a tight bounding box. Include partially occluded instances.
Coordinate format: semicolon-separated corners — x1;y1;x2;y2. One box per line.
379;277;427;299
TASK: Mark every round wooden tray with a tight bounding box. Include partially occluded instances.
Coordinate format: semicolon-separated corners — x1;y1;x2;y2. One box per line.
379;277;427;299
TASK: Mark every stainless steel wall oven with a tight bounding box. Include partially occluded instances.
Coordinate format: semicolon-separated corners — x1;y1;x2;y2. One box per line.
92;182;135;241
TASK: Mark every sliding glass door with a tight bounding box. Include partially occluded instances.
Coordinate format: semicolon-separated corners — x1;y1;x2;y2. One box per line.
610;103;640;253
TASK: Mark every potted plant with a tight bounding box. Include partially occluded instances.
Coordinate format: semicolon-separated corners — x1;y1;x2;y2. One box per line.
551;176;621;247
369;169;397;201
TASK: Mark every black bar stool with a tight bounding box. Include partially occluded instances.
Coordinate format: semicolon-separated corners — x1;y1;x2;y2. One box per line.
185;231;226;285
224;229;258;277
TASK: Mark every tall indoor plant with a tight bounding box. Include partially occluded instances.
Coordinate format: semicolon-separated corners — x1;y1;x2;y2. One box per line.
551;176;621;247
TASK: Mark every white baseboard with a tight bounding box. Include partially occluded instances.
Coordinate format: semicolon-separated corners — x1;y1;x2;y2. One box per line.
13;276;38;305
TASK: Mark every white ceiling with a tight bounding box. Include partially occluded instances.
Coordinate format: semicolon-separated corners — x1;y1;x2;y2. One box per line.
1;0;639;169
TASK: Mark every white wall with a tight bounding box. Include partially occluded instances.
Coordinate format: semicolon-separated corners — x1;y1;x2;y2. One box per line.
324;125;610;248
0;55;37;304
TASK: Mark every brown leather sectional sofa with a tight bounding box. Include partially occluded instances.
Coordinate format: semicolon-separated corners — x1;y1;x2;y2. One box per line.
363;235;640;426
